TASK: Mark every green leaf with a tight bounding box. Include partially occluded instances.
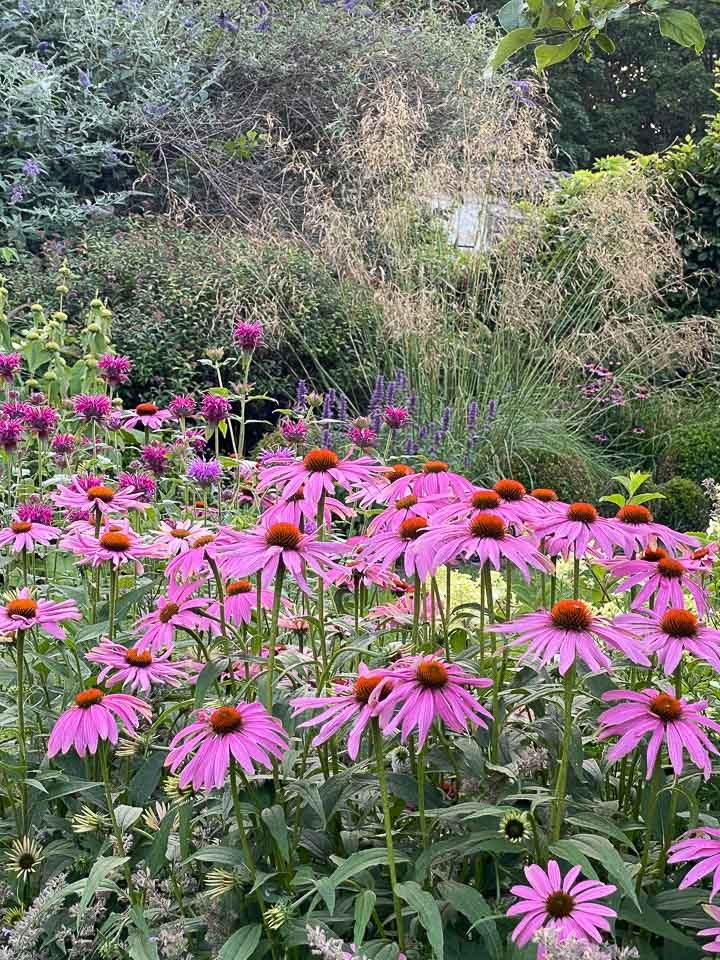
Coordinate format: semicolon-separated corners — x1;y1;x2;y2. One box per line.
658;9;705;53
186;845;246;866
353;889;376;946
595;32;616;53
439;880;502;960
262;805;289;862
619;895;698;946
497;0;528;30
148;809;176;875
549;840;598;880
599;493;626;507
218;924;263;960
194;660;223;707
128;751;166;806
565;834;640;908
535;36;581;70
490;27;536;68
77;856;128;917
565;813;637;849
127;928;159;960
317;849;409;914
396;881;444;959
115;805;144;832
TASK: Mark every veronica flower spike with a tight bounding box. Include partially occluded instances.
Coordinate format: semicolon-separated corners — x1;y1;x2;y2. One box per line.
165;701;289;790
598;687;720;780
48;688;152;757
257;447;384;507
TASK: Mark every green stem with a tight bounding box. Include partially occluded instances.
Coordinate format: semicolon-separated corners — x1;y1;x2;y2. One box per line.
417;742;428;851
16;631;27;833
636;757;662;893
551;662;576;841
266;563;285;713
372;720;406;952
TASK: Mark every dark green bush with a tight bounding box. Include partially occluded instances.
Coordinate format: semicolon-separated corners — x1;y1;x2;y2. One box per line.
4;217;382;407
510;448;603;502
654;476;710;532
658;417;720;485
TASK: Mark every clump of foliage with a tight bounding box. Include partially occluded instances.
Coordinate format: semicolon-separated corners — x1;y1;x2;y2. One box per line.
654;475;711;532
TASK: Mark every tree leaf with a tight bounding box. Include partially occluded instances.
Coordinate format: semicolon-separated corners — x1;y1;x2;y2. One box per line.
535;36;581;70
490;27;537;69
658;10;705;53
353;889;376;946
396;880;444;959
218;924;263;960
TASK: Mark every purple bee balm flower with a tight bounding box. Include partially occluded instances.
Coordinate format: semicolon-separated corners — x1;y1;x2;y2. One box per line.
200;393;231;425
347;424;377;449
118;471;157;502
73;393;113;423
16;500;54;525
597;687;720;780
141;442;170;476
24;405;58;438
372;654;493;749
97;354;132;386
166;701;289;790
51;433;76;456
168;394;196;418
291;664;394;760
616;607;720;676
669;829;720;900
233;320;263;352
48;688;151;757
0;353;21;383
0;417;23;452
506;860;616;947
2;400;31;421
489;599;650;676
188;457;222;487
279;419;308;444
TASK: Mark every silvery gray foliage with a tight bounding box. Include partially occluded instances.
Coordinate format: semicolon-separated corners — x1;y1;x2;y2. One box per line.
0;872;67;960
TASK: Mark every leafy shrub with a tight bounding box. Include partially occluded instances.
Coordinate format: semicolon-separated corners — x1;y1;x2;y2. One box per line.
509;447;605;501
654;475;710;532
658;416;720;484
4;217;382;406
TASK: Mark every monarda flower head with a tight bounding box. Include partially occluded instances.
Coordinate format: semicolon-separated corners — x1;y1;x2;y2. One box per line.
141;442;170;476
347;423;378;450
232;320;264;352
168;394;196;418
188;457;223;487
200;393;231;425
0;352;21;382
0;417;22;452
24;405;58;438
280;419;308;445
97;353;132;386
383;405;410;429
16;500;54;525
72;393;112;423
118;470;157;502
51;432;76;456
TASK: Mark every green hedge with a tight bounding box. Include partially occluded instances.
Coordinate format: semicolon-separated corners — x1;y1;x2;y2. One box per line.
5;217;382;406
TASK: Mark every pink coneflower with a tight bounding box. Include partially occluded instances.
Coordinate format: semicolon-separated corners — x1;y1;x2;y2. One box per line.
141;442;170;476
280;419;308;445
685;543;719;574
367;493;444;535
48;688;152;757
354;516;429;579
429;488;523;530
24;405;58;438
0;353;21;383
51;432;76;457
152;519;210;557
0;516;61;553
420;514;553;581
135;580;213;654
215;521;346;593
668;829;720;900
168;394;197;419
16;500;54;525
261;487;354;528
52;477;148;517
72;393;112;423
376;460;473;503
207;578;274;628
507;860;616;947
165;532;219;582
118;471;157;502
492;479;539;523
165;701;289;790
597;687;720;779
531;501;630;559
86;640;200;692
0;417;22;452
616;608;720;675
200;393;231;425
257;448;384;507
490;600;650;675
0;588;81;639
530;487;559;504
372;654;492;748
367;591;441;628
349;464;416;509
124;402;173;431
291;664;393;759
384;405;410;430
62;520;157;572
233;320;263;352
603;550;709;616
614;504;698;553
699;905;720;952
331;560;401;592
97;354;132;386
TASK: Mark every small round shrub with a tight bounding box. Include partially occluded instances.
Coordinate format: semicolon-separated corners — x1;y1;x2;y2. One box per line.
654;476;710;532
509;448;602;502
658;417;720;484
